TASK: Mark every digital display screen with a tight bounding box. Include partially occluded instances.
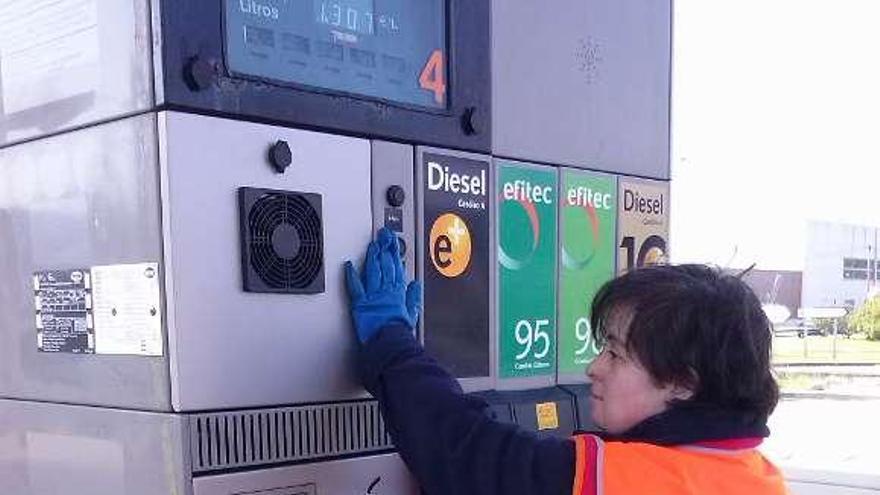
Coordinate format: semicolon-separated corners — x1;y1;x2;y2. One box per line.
225;0;447;109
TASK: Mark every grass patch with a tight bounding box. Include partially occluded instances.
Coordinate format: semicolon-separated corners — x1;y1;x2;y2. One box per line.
775;373;829;392
772;335;880;364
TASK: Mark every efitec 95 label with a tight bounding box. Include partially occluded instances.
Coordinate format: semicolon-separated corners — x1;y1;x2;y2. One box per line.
497;160;558;379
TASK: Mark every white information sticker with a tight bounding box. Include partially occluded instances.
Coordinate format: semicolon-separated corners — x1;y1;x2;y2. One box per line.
91;262;163;356
0;0;100;113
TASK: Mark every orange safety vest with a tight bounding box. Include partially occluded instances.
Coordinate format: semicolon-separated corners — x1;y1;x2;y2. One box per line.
572;434;790;495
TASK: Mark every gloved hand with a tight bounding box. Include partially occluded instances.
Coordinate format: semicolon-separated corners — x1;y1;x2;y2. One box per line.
345;227;422;343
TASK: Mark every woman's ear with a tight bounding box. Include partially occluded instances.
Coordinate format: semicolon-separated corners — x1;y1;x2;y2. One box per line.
661;382;694;403
665;369;698;402
676;367;700;401
670;384;694;401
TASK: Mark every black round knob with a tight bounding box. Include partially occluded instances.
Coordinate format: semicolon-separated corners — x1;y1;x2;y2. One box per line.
184;57;216;91
268;140;293;173
386;185;406;207
461;106;481;136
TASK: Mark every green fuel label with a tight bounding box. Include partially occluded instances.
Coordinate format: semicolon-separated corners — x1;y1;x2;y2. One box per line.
558;169;617;375
497;161;557;378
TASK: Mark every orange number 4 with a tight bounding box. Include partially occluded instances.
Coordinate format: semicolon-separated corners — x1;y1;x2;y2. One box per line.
419;50;446;104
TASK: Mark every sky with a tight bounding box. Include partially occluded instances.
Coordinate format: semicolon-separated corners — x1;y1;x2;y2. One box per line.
671;0;880;271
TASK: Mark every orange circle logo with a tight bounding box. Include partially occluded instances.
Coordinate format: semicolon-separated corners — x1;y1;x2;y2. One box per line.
429;213;472;277
642;246;667;266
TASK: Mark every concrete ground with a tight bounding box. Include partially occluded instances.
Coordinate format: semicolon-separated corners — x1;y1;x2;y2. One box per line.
762;396;880;493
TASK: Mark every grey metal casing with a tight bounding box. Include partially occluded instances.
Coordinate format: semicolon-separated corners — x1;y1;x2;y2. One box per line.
0;114;170;410
193;453;418;495
0;0;154;147
0;399;418;495
160;112;373;411
1;111;381;411
0;0;490;153
416;146;496;392
491;0;672;180
0;398;191;495
371;141;416;280
494;159;558;391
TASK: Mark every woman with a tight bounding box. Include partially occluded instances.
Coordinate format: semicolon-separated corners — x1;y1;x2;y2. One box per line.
345;228;788;495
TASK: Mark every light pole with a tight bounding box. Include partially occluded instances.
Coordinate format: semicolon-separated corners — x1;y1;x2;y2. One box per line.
868;227;878;299
872;227;880;291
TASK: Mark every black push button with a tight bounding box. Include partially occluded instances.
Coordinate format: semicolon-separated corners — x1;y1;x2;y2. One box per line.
386;185;406;207
268;140;293;173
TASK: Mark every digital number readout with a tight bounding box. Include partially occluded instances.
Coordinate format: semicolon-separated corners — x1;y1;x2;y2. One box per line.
227;0;447;109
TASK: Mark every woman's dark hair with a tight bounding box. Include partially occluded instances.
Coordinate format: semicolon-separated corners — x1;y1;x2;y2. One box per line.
590;264;779;420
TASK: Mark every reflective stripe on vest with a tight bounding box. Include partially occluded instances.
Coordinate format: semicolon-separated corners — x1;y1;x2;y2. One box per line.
571;434;790;495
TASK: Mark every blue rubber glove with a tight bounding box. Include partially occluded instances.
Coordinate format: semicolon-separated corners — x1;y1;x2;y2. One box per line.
345;227;422;343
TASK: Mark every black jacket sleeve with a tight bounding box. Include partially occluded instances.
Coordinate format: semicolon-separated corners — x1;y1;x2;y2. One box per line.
358;323;576;495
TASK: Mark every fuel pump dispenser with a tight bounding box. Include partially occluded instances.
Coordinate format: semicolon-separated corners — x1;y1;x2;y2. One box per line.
0;0;671;493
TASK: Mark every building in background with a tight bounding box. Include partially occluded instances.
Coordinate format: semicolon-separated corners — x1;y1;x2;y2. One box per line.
803;220;879;309
742;269;803;318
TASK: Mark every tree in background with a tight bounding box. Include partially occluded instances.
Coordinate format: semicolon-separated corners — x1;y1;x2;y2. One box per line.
848;296;880;341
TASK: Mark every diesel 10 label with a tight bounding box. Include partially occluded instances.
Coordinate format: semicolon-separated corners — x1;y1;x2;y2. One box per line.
617;178;669;274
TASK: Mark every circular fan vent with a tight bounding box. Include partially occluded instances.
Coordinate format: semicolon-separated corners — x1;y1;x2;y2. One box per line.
239;188;324;293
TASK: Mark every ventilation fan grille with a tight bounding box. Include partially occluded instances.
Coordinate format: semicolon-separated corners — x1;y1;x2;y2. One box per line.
239;188;325;293
189;401;393;473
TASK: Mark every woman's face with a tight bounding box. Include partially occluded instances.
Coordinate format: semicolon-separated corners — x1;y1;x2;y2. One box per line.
587;310;687;434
